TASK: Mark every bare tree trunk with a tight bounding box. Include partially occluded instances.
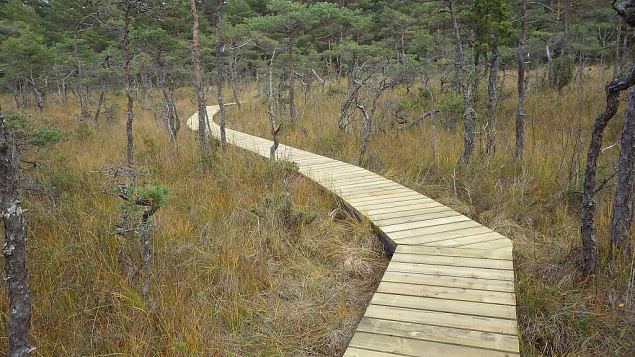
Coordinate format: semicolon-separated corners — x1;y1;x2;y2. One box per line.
268;49;280;160
229;39;241;109
28;75;43;113
139;207;157;300
61;71;75;106
73;31;89;121
357;102;372;166
486;47;499;155
515;0;528;160
581;67;635;273
191;0;207;152
447;0;475;162
0;113;33;357
160;87;176;141
288;38;296;121
94;81;106;124
215;0;227;150
123;6;134;167
19;79;28;109
13;80;21;110
610;86;635;255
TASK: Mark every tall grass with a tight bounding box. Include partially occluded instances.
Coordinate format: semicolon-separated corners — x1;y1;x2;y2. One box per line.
0;90;388;355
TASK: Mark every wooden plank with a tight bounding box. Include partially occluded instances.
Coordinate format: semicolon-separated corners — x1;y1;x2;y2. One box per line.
363;305;518;335
347;192;424;206
386;262;515;281
460;239;513;249
308;170;376;182
388;221;484;240
371;293;516;319
394;227;493;245
366;206;455;221
343;347;399;357
395;245;511;260
357;197;438;211
333;180;399;191
342;188;415;200
381;215;472;234
364;201;445;215
300;160;347;168
304;168;366;178
421;234;504;248
372;209;459;226
344;187;420;199
321;177;390;189
338;181;417;195
326;174;389;185
377;281;516;305
336;180;405;189
348;332;518;357
380;271;515;292
356;317;520;353
390;253;514;270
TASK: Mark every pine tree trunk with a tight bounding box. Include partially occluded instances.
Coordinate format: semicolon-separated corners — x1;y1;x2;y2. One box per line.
13;81;21;110
447;0;474;162
215;0;227;150
191;0;207;152
73;31;89;121
0;114;33;357
229;40;241;109
288;38;296;121
515;0;528;159
94;81;106;124
123;6;134;167
486;47;499;155
610;86;635;255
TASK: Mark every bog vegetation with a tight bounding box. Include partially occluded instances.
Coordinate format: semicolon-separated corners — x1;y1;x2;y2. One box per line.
0;0;634;356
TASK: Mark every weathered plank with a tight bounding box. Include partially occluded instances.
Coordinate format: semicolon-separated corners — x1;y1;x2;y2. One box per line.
376;281;516;305
348;332;518;357
355;317;520;353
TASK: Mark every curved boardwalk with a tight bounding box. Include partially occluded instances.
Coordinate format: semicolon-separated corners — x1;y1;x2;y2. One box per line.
188;107;520;357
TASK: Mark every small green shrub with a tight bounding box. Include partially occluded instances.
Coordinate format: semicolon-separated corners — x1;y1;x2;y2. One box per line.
549;56;574;90
3;112;66;146
31;125;66;147
439;93;463;127
135;180;169;209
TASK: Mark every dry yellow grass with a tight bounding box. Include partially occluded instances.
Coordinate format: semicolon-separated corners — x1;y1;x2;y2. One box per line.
0;90;388;355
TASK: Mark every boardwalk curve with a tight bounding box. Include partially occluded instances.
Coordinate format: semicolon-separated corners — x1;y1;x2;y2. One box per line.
187;106;520;357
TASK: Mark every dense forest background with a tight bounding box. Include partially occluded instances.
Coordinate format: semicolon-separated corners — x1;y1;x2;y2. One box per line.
0;0;623;111
0;0;634;356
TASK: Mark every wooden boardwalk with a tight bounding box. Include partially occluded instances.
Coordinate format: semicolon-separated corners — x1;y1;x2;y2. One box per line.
188;107;520;357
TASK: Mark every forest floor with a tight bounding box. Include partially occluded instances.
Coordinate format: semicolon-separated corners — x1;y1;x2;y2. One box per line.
0;68;633;356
